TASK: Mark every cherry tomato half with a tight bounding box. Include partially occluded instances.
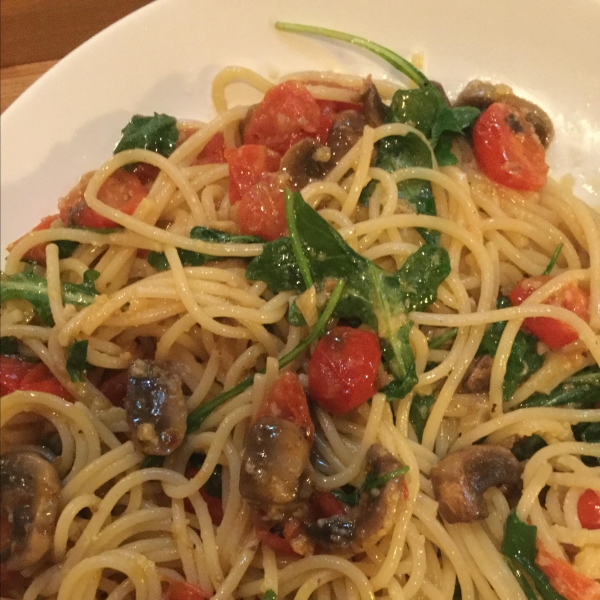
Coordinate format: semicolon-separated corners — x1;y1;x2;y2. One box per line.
236;173;287;241
0;356;71;400
473;102;548;191
224;144;280;205
577;489;600;530
243;81;323;155
308;326;381;415
163;578;211;600
58;169;147;229
256;371;314;442
510;276;590;349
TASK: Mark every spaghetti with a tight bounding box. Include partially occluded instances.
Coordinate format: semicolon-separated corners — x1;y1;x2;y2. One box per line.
1;25;599;600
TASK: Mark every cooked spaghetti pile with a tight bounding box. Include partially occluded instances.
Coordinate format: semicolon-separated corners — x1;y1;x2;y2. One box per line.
1;25;599;600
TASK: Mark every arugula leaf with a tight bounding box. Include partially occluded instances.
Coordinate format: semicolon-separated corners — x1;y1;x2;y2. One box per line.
66;340;90;382
542;243;564;276
114;113;179;158
331;484;361;507
477;297;543;401
409;394;436;442
247;191;450;398
287;300;307;326
428;327;457;349
188;453;223;498
502;511;567;600
141;456;164;469
0;337;19;356
572;422;600;467
511;435;547;462
186;279;346;433
148;227;263;271
0;267;100;326
262;590;277;600
55;240;79;259
521;365;600;408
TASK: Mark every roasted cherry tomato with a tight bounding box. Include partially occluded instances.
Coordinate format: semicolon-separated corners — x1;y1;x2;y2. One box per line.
308;326;381;415
9;214;61;265
309;490;346;520
236;174;287;241
59;168;147;229
194;132;227;165
98;370;129;407
163;578;211;600
256;371;314;442
473;102;548;191
224;144;280;205
509;276;590;349
577;489;600;530
0;357;72;400
243;81;324;155
536;541;600;600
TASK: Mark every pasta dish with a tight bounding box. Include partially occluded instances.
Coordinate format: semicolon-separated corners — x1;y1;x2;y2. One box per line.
1;23;599;600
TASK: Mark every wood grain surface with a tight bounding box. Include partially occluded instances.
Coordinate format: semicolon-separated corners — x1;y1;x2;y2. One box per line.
1;0;154;113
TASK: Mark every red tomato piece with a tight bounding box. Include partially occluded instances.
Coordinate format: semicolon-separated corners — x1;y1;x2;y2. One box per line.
98;370;129;407
163;578;211;600
194;132;227;165
184;464;224;526
578;489;600;530
309;490;346;520
308;326;381;415
509;276;590;349
472;102;548;191
225;144;280;205
243;81;323;155
256;371;314;442
236;173;288;241
0;357;72;400
59;168;147;228
9;213;61;265
255;523;298;555
536;541;600;600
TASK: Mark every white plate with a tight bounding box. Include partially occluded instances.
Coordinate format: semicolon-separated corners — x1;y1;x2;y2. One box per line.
2;0;600;264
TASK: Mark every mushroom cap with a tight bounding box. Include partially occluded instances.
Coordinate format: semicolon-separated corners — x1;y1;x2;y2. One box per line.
0;450;61;571
430;445;522;524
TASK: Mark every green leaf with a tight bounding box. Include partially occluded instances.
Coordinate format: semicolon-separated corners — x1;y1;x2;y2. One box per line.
542;243;564;276
0;337;19;356
428;327;457;349
55;240;79;259
522;365;600;408
66;340;89;383
331;484;361;507
573;421;600;466
148;227;263;272
287;300;307;326
262;589;277;600
477;297;543;401
188;453;223;498
502;511;567;600
408;394;436;442
430;105;480;147
141;455;164;469
511;435;547;462
0;267;99;326
363;465;408;491
114;113;179;158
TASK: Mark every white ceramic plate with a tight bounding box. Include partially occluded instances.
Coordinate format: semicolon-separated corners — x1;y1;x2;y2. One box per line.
2;0;600;264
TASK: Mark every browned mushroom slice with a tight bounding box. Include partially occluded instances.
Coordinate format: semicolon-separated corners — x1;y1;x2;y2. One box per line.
125;359;187;456
326;110;367;164
280;138;331;190
240;416;314;519
360;78;387;128
0;450;61;571
430;445;522;523
461;354;494;393
308;444;405;552
455;80;554;147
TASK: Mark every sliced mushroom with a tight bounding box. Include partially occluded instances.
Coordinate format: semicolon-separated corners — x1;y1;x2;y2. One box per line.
125;359;187;456
455;80;554;147
360;78;387;128
461;354;494;393
280;138;331;190
240;416;314;520
0;450;61;570
308;444;405;553
326;110;367;164
430;445;522;523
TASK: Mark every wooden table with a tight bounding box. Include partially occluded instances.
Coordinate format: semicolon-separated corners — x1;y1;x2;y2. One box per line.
0;0;154;113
